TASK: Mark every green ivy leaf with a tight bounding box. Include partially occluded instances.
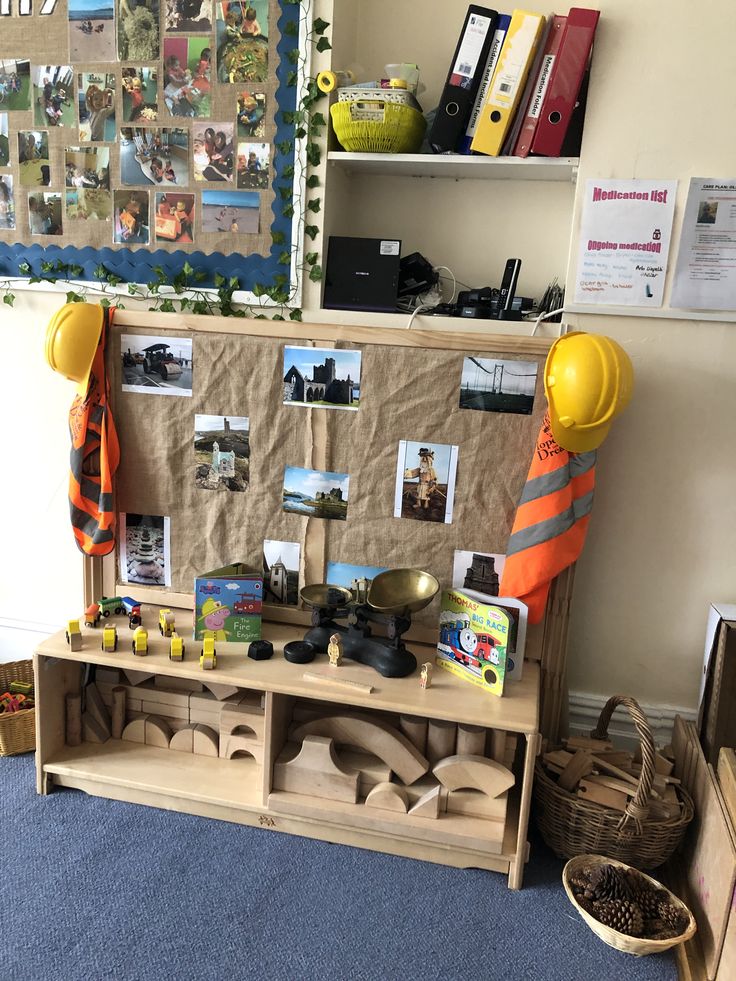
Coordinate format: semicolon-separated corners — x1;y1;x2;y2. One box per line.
282;163;295;178
286;70;298;87
306;142;321;167
272;314;285;321
106;273;121;287
128;283;140;295
229;275;239;288
274;273;288;287
271;230;286;245
18;262;30;275
278;186;293;201
283;20;298;36
192;300;210;315
66;291;84;303
3;293;15;306
305;252;318;266
276;140;293;155
305;225;319;240
287;48;300;65
68;264;83;278
310;112;327;130
313;17;330;34
214;272;226;287
183;261;194;277
295;127;307;139
307;199;321;213
315;37;332;53
253;283;265;297
159;298;176;313
195;270;207;282
282;204;294;218
278;251;292;265
289;308;303;322
281;110;296;125
100;297;111;309
306;174;320;188
309;264;323;282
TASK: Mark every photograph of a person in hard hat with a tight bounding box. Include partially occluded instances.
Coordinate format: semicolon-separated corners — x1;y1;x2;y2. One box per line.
395;440;459;525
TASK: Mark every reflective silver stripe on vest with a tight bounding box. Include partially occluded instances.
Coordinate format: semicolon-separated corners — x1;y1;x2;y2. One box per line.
69;502;115;544
506;489;595;555
518;450;596;506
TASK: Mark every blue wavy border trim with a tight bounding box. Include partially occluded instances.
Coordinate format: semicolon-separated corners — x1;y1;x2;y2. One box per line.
0;1;299;292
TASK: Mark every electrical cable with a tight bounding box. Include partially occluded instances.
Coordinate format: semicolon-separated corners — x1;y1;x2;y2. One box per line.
433;265;457;304
406;303;435;329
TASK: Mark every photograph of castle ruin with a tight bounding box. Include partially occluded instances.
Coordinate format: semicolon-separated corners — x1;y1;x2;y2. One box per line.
194;414;249;492
283;466;349;521
283;346;361;411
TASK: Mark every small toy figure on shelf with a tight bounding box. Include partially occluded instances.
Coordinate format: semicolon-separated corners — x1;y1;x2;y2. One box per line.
420;661;433;690
65;619;83;651
159;608;175;637
328;633;343;667
169;632;185;661
84;603;101;628
102;624;118;653
132;625;149;656
200;634;217;670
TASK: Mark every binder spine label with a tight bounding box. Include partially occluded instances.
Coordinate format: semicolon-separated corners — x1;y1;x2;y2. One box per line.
465;28;506;138
450;13;493;89
529;54;555;118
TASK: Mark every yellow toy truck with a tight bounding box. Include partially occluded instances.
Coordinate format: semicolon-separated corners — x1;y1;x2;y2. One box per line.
101;624;118;653
200;634;216;670
158;608;175;638
132;626;149;656
65;619;83;651
169;632;185;661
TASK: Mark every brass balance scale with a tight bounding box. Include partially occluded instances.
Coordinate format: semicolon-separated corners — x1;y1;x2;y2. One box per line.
294;569;440;679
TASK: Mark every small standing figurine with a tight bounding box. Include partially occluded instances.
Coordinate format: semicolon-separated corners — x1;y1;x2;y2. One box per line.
327;633;343;667
420;662;433;690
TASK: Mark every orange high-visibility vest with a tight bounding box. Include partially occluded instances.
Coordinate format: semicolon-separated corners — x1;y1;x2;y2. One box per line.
500;413;596;623
68;308;120;555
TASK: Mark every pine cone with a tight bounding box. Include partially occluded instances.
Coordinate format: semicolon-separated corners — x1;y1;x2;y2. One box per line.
658;900;688;934
584;864;631;902
593;899;645;937
625;880;668;919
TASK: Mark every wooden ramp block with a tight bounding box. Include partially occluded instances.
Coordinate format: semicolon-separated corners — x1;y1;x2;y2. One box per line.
85;683;111;734
456;724;486;757
408;785;442;819
82;712;109;744
404;775;448;811
111;686;126;739
96;667;122;686
221;733;265;765
123;669;155;686
339;750;392;795
426;719;457;765
204;681;240;700
293;714;429;786
446;788;508;822
273;736;359;803
433;754;515;799
365;782;409;813
154;675;204;693
399;715;428;756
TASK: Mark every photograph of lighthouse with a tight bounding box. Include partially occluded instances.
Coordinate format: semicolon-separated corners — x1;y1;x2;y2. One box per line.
194;414;249;492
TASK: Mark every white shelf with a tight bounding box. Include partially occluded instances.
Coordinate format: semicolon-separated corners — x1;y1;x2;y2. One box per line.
327;152;579;183
565;302;736;324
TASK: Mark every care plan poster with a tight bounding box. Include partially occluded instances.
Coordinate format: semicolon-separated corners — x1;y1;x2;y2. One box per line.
671;179;736;311
574;179;678;306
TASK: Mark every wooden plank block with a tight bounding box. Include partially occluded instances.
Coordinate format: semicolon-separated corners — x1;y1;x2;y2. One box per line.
408;785;442;819
590;754;640;787
433;754;515;798
136;685;191;709
338;750;392;794
591;750;634;767
717;747;736;832
111;687;126;740
96;667;122;686
140;700;190;722
543;749;573;768
293;714;429;786
565;736;613;752
577;779;629;812
153;675;204;693
302;670;374;694
584;773;660;800
557;749;594;792
365;782;409;813
273;736;359;803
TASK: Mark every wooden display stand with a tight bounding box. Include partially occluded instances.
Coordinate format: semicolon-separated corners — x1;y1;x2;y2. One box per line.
34;611;541;889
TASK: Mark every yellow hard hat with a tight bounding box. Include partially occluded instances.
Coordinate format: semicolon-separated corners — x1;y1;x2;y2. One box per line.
544;331;634;453
44;302;105;395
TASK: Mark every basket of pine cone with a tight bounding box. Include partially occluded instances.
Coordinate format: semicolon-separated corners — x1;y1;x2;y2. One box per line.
564;855;696;955
534;695;694;868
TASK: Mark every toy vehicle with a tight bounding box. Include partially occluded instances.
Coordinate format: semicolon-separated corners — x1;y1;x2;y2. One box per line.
169;633;185;661
438;617;500;686
65;619;82;650
142;343;183;381
159;608;175;637
200;635;216;670
84;603;101;628
98;596;125;618
132;626;149;656
233;598;262;614
121;596;142;627
101;624;118;653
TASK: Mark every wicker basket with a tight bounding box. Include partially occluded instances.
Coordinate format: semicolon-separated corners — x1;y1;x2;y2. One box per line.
330;99;426;153
563;854;697;956
0;660;36;756
534;695;694;869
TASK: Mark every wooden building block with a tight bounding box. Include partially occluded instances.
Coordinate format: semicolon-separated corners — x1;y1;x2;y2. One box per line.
145;716;172;748
273;736;359;802
85;683;111;735
204;681;240;700
403;775;448;811
557;749;594;792
140;699;190;722
123;669;155;687
566;736;613;753
111;686;126;739
339;750;392;794
543;749;574;769
593;750;634;767
137;685;191;709
399;715;428;756
426;719;457;766
220;701;265;740
121;718;146;744
221;733;265;765
302;670;374;694
65;691;82;747
96;667;122;685
408;785;442;819
170;724;196;753
577;779;629;812
154;675;204;693
456;724;486;757
193;724;219;757
489;729;507;763
433;754;515;798
446;788;508;823
365;782;409;813
293;714;429;786
69;633;83;652
189;690;223;726
82;712;109;744
590;754;640;787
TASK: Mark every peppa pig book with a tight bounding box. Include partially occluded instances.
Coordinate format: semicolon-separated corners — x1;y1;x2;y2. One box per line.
194;563;263;642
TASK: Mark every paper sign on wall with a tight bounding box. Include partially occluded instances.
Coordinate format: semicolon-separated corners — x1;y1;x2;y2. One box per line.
574;178;677;306
671;178;736;311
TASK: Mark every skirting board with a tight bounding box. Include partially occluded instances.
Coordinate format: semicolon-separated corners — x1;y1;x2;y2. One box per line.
568;691;697;751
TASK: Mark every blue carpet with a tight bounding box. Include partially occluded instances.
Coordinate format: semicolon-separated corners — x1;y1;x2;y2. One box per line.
2;754;677;980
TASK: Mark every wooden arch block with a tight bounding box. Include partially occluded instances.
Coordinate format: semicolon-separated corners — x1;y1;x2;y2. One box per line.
365;782;409;813
273;735;359;802
433;754;515;798
292;714;429;785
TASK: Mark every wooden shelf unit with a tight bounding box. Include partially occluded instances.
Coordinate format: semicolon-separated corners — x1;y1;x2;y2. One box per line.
326;152;580;183
34;612;541;888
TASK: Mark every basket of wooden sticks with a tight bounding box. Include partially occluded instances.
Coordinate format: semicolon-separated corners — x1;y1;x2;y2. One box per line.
533;695;694;869
563;855;696;955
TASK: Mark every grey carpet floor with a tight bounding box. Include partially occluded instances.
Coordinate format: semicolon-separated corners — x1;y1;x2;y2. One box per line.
2;754;677;980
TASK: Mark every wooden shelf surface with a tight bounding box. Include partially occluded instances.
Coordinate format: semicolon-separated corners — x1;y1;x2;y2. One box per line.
44;739;263;810
327;151;579;182
36;619;540;734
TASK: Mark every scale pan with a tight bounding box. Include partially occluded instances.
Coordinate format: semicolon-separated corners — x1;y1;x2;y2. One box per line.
300;583;354;609
367;569;439;615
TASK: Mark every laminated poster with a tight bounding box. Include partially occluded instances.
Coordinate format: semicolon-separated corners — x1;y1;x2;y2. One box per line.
574;178;678;306
670;178;736;311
